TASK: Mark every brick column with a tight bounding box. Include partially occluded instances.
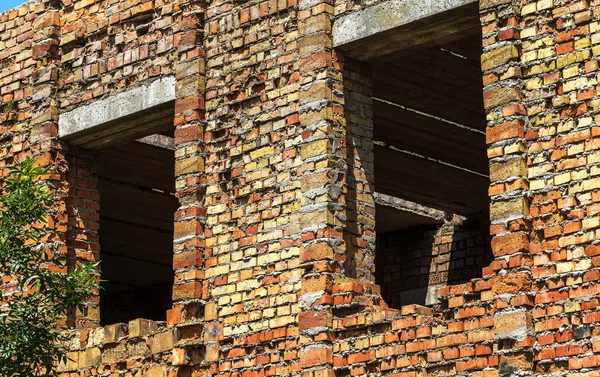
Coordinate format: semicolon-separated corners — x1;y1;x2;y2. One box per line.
28;4;104;328
297;4;345;377
521;0;600;373
169;2;212;374
480;1;535;375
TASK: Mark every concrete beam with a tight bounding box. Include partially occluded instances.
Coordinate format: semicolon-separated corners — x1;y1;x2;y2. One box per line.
333;0;479;61
137;135;175;150
59;76;176;148
374;192;465;224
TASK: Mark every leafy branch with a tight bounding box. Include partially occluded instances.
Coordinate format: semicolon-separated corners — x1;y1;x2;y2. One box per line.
0;158;99;377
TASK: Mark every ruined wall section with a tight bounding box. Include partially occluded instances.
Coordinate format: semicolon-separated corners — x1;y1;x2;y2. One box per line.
333;1;600;377
376;215;492;309
328;45;498;377
57;0;203;328
56;319;176;376
0;0;204;327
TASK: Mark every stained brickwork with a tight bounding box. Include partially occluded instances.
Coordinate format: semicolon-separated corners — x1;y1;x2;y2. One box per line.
2;0;600;377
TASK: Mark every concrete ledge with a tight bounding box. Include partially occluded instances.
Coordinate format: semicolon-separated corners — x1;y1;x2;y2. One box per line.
374;192;463;223
333;0;479;61
333;0;476;47
137;134;175;150
59;76;176;140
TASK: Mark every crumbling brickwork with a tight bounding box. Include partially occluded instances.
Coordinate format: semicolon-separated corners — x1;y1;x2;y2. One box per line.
375;214;492;309
2;0;600;377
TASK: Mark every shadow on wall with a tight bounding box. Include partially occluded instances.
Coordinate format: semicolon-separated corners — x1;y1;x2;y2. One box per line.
374;213;493;310
100;282;172;324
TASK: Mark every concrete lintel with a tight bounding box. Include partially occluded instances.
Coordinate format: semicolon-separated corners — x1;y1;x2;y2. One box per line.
333;0;477;48
333;0;479;61
59;76;176;139
374;192;464;224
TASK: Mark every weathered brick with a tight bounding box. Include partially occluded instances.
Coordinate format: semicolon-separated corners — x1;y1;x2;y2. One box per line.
482;45;520;71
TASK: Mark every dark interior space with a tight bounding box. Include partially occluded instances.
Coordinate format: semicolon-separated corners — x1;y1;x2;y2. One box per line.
375;214;492;309
98;140;178;325
367;17;493;308
372;30;489;216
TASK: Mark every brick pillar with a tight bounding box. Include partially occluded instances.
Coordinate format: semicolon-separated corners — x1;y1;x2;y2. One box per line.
297;4;345;377
169;2;211;374
521;0;599;373
28;4;104;328
480;1;535;375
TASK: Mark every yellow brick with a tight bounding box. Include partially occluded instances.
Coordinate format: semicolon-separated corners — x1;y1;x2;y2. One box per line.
521;3;536;15
556;262;574;273
583;216;600;230
524;60;556;76
564;301;581;313
538;46;555;59
521;50;538;62
521;25;537;39
575;37;591;50
537;0;552;10
576;259;593;271
526;77;543;90
554;172;571;185
300;139;331;158
563;65;579;79
250;146;274;159
572;170;588;181
530;179;546;191
482;44;519;71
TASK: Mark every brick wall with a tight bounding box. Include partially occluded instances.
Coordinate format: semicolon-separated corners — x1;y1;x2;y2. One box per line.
0;1;70;320
344;57;376;284
57;319;176;375
183;0;305;373
375;214;492;309
66;146;101;327
2;0;600;376
58;0;181;112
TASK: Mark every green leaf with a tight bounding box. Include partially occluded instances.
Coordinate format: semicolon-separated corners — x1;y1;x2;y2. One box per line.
0;158;100;377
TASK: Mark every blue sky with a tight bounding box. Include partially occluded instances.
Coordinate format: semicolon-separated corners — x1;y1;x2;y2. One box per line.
0;0;29;13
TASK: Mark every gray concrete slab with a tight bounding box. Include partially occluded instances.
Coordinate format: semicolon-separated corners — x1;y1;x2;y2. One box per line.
333;0;477;48
59;76;176;139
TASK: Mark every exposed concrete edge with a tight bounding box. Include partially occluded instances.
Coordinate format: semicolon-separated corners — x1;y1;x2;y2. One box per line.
58;76;176;139
374;192;465;224
137;135;175;150
333;0;477;48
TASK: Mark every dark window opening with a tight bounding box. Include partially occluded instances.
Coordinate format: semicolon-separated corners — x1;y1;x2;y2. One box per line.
374;211;492;309
366;22;493;309
98;139;177;325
